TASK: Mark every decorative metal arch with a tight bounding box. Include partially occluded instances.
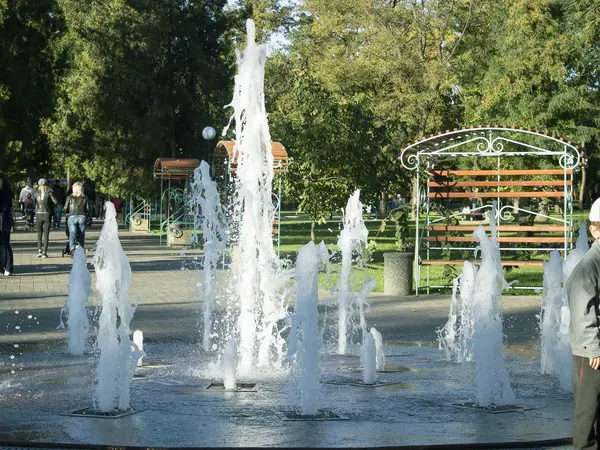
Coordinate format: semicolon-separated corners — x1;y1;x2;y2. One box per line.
398;126;583;294
400;126;581;170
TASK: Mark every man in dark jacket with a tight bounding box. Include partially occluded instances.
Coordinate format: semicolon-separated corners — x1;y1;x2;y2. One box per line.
34;178;57;258
568;197;600;449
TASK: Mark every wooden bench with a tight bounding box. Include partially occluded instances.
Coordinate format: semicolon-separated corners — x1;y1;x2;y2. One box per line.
420;168;574;290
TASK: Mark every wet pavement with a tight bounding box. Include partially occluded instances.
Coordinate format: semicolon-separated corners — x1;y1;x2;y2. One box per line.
0;220;574;449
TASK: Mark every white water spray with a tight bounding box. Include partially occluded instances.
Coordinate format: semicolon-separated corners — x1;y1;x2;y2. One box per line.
438;204;514;406
540;224;587;391
361;333;377;385
223;339;238;390
94;202;142;412
58;246;91;356
289;241;329;415
133;330;144;367
470;208;515;406
189;160;229;352
336;190;373;354
370;327;385;370
223;19;291;371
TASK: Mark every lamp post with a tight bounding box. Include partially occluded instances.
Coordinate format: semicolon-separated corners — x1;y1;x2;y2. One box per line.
202;126;217;165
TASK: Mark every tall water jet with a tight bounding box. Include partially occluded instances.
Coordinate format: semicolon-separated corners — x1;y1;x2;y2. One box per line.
189;160;229;352
540;224;587;391
540;251;563;377
133;330;144;367
223;19;290;371
470;206;515;406
457;261;477;363
58;246;91;356
223;339;238;390
361;333;376;385
370;327;385;370
437;276;460;361
94;202;142;412
336;190;372;354
289;241;329;415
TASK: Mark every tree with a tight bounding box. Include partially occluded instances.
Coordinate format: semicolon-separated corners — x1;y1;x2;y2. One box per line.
459;0;600;204
0;0;63;180
44;0;234;197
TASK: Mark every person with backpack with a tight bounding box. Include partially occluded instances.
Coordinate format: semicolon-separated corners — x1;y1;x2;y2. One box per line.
34;178;57;258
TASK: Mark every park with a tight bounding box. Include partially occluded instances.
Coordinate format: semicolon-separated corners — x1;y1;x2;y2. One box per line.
1;1;600;449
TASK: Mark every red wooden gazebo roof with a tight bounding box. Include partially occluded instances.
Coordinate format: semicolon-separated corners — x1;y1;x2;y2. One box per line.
153;158;201;180
214;141;288;173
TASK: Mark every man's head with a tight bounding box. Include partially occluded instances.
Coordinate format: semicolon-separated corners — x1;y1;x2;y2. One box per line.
589;197;600;240
38;178;47;189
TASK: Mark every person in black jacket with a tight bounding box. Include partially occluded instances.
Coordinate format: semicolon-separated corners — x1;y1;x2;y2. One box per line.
64;181;90;253
34;178;57;258
0;171;14;275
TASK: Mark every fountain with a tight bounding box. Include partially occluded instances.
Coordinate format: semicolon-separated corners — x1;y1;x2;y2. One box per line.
335;189;375;354
361;333;376;385
189;160;229;352
438;205;515;406
94;202;142;412
370;327;385;370
289;241;329;415
222;18;291;372
58;246;91;356
0;19;575;449
540;223;588;391
222;339;238;390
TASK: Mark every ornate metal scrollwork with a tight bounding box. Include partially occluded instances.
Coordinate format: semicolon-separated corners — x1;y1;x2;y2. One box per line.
497;206;517;222
400;152;419;171
559;153;579;170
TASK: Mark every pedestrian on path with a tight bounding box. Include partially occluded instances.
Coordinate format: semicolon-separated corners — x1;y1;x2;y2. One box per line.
0;171;14;275
568;197;600;450
64;181;90;253
34;178;57;258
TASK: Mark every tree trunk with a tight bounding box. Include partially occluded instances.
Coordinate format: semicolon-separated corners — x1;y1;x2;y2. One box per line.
378;191;387;219
311;220;316;242
579;166;587;208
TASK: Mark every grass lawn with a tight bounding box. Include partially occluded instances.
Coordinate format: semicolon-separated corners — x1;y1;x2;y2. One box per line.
277;210;590;294
143;209;589;294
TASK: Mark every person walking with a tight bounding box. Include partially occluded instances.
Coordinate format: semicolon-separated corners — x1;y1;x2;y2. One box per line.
18;178;34;210
51;180;65;229
0;171;14;275
568;197;600;450
34;178;57;258
64;181;90;253
19;179;35;229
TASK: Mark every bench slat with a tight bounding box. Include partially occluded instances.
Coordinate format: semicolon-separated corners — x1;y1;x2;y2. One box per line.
429;191;566;198
428;180;571;187
427;236;571;243
426;225;569;232
421;259;544;267
429;169;573;176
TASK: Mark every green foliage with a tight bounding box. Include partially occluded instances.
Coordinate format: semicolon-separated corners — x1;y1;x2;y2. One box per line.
377;203;412;253
42;0;234;196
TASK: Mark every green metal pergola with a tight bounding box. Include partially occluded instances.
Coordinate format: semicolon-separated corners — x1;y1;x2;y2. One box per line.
154;157;201;246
